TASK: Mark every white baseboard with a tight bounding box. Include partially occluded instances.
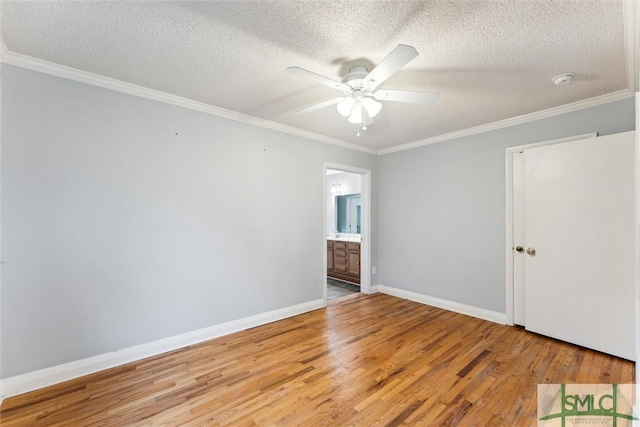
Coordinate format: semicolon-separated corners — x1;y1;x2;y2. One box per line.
377;285;506;325
0;299;325;402
370;284;380;293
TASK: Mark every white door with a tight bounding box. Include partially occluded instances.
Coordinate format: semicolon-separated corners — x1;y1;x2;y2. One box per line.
523;131;635;360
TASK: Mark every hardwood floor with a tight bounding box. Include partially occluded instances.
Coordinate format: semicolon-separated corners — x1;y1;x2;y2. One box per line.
1;293;635;426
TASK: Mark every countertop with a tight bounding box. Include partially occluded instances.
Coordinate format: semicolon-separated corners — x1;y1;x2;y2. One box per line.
327;236;361;243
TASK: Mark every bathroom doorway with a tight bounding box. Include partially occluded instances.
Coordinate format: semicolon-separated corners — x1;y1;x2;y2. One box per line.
323;164;371;301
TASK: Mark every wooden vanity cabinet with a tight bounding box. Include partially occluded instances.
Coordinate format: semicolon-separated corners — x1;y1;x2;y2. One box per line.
346;244;360;277
327;240;360;284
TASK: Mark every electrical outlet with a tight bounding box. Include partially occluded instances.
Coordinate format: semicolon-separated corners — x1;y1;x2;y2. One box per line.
372;266;377;275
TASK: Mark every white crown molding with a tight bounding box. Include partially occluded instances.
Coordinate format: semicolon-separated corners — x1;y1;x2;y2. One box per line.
0;298;325;402
623;0;639;92
0;38;8;57
377;284;506;325
381;2;638;156
0;15;636;159
378;90;635;155
0;46;377;155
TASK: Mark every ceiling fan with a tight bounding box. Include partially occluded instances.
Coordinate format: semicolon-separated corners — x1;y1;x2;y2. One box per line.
286;44;439;135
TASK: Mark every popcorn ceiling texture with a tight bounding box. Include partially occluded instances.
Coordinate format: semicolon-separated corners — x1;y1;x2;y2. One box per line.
0;1;627;149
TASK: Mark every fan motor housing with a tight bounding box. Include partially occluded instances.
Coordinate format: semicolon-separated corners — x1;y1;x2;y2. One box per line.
344;66;369;88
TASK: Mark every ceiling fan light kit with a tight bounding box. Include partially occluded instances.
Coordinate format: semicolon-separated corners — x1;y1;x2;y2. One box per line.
363;98;382;117
336;97;355;117
287;44;440;136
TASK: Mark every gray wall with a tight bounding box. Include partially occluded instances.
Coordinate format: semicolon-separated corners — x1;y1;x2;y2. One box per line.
0;64;378;378
1;61;634;379
378;97;635;313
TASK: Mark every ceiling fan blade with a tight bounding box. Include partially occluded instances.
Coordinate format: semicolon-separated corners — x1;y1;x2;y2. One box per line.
294;97;343;115
286;67;350;92
363;44;419;89
373;90;439;105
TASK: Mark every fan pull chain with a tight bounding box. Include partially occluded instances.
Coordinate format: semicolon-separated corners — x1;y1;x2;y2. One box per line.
361;108;367;131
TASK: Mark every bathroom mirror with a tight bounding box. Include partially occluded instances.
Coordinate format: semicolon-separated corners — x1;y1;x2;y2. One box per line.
336;193;361;234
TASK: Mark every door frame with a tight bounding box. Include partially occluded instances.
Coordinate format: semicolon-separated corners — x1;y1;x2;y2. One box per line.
323;163;372;301
504;132;597;325
635;94;640;406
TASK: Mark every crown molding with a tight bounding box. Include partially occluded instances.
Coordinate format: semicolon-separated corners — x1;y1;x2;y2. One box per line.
378;89;635;155
0;35;8;59
0;18;636;159
623;0;639;92
0;46;377;155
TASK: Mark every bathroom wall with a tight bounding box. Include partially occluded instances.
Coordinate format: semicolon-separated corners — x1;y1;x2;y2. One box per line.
326;171;361;236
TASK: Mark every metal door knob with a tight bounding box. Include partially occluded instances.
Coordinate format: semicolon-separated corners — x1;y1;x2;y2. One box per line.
515;246;524;253
526;247;536;255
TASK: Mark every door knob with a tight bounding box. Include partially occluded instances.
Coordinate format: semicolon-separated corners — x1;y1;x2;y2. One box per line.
526;247;536;255
515;246;524;253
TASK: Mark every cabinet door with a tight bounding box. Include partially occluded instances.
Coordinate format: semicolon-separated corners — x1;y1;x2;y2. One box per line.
327;246;334;271
347;251;360;276
346;243;360;277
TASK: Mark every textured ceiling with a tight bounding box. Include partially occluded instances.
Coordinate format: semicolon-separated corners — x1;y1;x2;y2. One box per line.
0;1;631;150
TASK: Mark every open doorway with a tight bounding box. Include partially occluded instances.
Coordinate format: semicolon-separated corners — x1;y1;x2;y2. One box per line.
324;164;371;301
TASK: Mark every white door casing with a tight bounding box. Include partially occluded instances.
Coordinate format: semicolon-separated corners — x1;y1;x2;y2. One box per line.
323;163;372;299
512;152;525;326
523;131;635;360
507;133;597;325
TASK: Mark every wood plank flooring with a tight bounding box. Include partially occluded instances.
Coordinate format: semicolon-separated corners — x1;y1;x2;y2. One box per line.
1;293;635;426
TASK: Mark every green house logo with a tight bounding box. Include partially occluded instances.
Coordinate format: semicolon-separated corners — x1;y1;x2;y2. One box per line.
538;384;637;426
